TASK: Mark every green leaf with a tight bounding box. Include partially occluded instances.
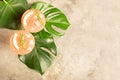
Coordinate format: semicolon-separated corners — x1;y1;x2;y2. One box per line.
32;2;70;36
0;0;29;29
19;30;57;75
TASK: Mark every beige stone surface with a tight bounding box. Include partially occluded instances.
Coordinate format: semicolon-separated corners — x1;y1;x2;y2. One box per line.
1;0;120;80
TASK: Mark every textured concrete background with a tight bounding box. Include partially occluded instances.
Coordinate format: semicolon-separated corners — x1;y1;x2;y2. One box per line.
0;0;120;80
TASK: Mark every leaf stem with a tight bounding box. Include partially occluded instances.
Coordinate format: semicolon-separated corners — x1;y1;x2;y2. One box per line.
20;33;26;49
36;11;43;26
3;0;17;16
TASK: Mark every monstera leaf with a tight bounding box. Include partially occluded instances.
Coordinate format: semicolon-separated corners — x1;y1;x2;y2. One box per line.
19;1;70;75
32;2;70;36
19;30;57;74
0;0;28;29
